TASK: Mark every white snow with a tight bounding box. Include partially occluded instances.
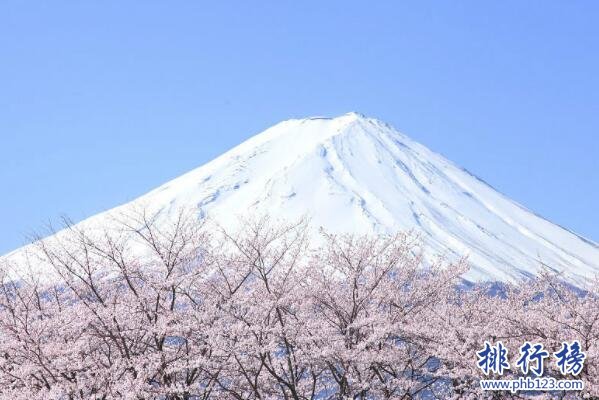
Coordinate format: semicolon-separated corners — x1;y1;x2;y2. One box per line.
2;112;598;284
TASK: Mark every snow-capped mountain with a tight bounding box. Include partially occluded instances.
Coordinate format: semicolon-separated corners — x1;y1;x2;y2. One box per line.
3;112;598;283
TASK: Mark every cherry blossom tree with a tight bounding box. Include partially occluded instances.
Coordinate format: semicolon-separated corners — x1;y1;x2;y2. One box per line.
0;209;597;399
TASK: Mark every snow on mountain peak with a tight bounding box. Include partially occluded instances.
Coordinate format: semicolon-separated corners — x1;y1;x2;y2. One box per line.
3;113;598;284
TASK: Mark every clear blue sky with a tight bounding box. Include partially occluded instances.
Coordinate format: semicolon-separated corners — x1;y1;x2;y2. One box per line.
1;1;598;254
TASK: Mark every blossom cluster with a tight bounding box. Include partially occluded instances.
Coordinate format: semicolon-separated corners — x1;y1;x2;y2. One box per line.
0;210;597;399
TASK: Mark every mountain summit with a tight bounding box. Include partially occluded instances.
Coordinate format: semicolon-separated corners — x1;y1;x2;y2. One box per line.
4;113;599;283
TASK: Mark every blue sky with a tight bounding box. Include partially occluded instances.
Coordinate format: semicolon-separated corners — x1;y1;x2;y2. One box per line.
1;1;598;254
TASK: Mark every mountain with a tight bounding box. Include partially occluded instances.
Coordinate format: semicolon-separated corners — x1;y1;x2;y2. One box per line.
3;112;598;284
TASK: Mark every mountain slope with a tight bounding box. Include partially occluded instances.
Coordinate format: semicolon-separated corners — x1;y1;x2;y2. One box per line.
3;112;598;283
